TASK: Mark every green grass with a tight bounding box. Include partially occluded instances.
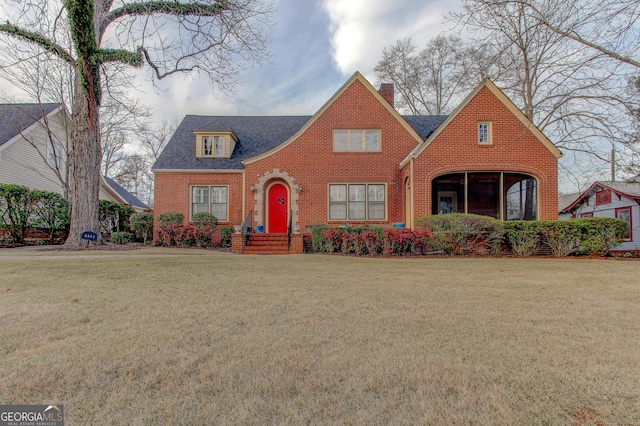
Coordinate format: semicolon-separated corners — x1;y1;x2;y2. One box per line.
1;250;638;424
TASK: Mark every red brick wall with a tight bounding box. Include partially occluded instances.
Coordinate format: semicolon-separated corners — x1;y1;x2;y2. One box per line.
154;172;244;225
245;79;420;230
153;81;559;231
411;86;559;220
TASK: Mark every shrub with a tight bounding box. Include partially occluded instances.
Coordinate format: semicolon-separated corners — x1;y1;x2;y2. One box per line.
219;225;233;248
31;191;70;238
111;231;134;245
537;221;578;256
158;212;184;228
129;212;154;245
415;214;503;255
321;229;343;253
155;223;225;248
192;212;218;227
572;218;627;256
0;184;41;243
361;230;381;256
310;225;330;252
0;234;15;246
383;228;415;255
503;221;540;256
99;200;135;234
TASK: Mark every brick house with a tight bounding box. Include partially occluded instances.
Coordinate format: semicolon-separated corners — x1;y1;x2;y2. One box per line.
152;72;561;252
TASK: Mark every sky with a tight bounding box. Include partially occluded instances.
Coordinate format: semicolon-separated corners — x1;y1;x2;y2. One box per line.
61;0;459;123
0;0;617;193
0;0;458;138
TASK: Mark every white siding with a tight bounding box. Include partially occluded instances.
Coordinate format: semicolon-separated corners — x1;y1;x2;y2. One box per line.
0;109;69;195
564;191;639;251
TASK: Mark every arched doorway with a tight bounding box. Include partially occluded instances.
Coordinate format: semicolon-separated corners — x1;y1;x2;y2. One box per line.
267;182;289;233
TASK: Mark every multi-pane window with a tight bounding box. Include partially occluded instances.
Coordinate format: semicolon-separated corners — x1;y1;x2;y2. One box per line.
202;135;225;157
329;183;385;220
214;136;225;156
191;186;228;221
333;129;380;152
203;136;213;156
478;122;491;144
615;207;632;241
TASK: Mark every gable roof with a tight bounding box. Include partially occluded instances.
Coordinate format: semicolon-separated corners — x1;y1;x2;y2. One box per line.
0;103;62;148
560;181;640;213
102;175;151;211
400;78;562;168
153;115;312;171
244;72;426;165
152;73;448;172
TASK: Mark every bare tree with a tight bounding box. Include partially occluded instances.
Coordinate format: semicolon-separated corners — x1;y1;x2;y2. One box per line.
1;0;273;246
0;28;153;190
139;119;177;162
451;0;639;185
466;0;640;69
112;152;152;203
374;35;498;115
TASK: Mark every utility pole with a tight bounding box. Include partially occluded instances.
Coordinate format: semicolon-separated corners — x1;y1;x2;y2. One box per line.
611;148;616;181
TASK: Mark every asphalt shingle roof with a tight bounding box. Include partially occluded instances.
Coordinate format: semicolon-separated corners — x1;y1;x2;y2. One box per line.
103;175;151;210
152;114;449;171
0;103;60;147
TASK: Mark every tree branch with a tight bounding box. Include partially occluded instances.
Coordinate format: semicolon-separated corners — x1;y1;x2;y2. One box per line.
100;1;227;36
483;0;640;69
0;22;75;65
98;48;144;67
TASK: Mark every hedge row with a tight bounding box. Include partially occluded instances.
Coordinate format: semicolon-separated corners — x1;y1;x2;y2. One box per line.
155;212;232;248
310;214;628;257
0;183;69;243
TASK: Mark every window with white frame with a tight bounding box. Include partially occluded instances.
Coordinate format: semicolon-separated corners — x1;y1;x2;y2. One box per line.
615;206;632;241
214;136;225;156
333;129;380;152
202;136;213;156
47;138;63;169
191;185;228;221
478;122;492;144
329;183;386;220
201;135;226;157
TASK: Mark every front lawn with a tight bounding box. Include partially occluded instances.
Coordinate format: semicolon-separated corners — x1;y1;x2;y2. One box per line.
1;251;638;424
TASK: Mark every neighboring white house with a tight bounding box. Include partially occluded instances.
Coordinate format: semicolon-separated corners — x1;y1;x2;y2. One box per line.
0;103;150;212
559;181;640;251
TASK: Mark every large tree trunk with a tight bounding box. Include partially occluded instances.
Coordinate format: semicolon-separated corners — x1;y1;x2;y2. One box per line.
65;76;102;247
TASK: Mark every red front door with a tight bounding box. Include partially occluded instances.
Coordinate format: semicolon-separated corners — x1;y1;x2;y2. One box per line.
268;183;288;233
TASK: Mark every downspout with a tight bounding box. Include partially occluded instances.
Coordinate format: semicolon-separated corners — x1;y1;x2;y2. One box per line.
242;170;246;220
410;157;415;229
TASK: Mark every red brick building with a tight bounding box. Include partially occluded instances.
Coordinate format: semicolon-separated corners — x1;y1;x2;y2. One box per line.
152;73;561;251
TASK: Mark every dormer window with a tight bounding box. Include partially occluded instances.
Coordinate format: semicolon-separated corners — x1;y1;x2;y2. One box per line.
194;131;237;158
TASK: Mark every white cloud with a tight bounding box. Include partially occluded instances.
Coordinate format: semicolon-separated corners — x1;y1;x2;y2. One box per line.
322;0;458;79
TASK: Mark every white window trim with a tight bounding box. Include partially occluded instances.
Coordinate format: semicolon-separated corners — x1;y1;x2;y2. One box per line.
194;132;237;158
478;122;492;145
190;184;229;222
328;183;387;221
333;129;381;152
47;138;64;169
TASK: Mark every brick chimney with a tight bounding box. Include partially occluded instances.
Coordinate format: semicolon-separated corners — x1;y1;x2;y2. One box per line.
378;83;394;108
